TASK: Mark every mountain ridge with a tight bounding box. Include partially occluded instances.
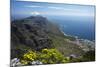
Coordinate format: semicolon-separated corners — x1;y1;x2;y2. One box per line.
11;15;94;59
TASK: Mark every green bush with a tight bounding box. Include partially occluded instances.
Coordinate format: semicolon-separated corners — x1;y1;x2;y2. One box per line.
20;50;37;64
39;48;69;64
20;48;69;65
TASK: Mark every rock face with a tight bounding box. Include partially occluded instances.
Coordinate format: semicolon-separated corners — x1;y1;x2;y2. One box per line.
10;58;20;67
11;16;54;59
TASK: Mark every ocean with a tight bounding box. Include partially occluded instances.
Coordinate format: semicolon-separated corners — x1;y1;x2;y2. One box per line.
47;16;95;41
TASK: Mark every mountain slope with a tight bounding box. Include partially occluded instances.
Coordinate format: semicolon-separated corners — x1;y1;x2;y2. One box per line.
11;16;54;58
11;16;85;59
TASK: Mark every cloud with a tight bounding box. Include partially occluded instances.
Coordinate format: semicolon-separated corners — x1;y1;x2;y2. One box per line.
26;5;87;16
26;5;63;10
31;11;40;15
47;7;63;9
25;5;82;12
26;5;74;11
26;5;43;8
48;7;77;11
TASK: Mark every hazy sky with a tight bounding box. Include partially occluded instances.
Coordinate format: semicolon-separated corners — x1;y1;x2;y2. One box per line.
11;0;95;20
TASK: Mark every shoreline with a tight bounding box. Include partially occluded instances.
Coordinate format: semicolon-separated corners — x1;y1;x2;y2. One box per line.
60;28;95;42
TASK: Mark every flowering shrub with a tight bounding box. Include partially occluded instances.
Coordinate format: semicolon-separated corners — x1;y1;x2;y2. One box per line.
39;48;69;64
20;49;69;65
20;50;37;64
23;50;37;61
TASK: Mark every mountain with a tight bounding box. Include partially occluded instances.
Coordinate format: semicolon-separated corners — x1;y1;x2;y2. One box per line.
11;16;94;59
11;16;54;58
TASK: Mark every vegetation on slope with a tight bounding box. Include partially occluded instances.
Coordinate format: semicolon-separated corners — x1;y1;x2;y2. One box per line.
20;48;70;65
48;33;84;57
11;16;95;66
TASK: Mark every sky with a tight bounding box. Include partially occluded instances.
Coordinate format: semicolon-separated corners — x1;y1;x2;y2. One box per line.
11;0;95;20
11;0;95;40
14;0;95;5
